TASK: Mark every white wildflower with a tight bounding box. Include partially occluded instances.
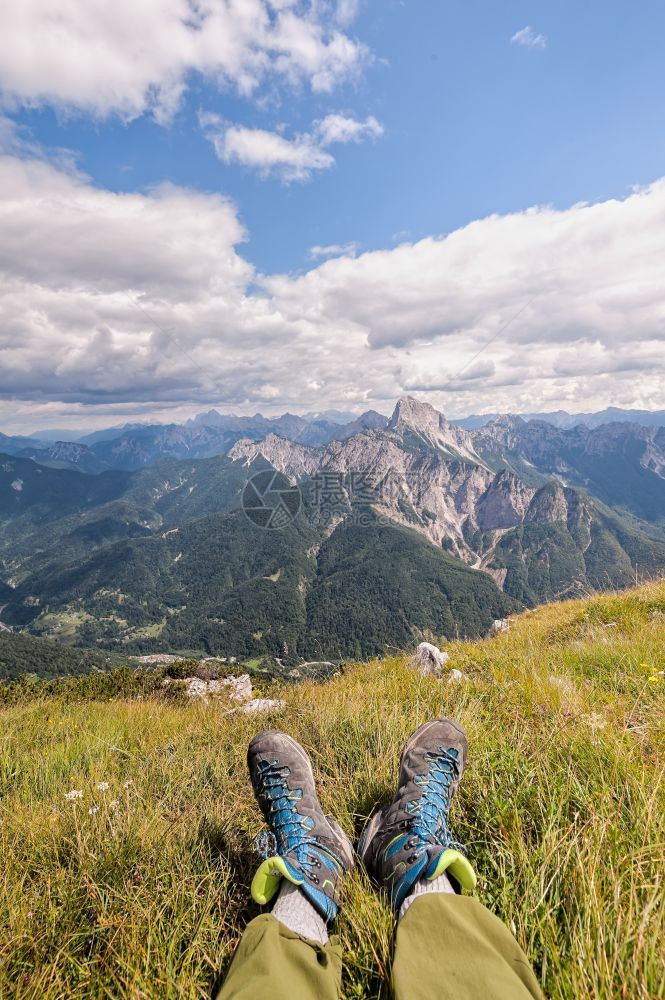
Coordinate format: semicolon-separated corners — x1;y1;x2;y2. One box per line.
88;806;99;815
64;789;83;801
123;780;133;789
96;782;110;792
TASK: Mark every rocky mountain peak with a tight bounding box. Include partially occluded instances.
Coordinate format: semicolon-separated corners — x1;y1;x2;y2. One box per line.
478;413;527;438
490;413;526;430
388;396;448;433
228;433;321;478
388;396;484;466
473;413;533;450
333;409;388;441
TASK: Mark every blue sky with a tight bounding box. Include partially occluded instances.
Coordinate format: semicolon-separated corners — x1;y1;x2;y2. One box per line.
1;1;665;431
13;0;665;275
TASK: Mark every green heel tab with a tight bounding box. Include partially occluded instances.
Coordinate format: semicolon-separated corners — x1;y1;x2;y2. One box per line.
251;856;304;906
427;848;477;892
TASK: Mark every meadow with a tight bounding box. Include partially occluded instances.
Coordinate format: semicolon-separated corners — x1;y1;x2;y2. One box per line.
1;582;664;998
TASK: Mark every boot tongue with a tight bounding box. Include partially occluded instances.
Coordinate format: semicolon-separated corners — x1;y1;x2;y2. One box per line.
423;847;477;893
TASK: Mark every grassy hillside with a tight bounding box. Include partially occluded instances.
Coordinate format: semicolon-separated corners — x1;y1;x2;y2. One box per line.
1;582;664;998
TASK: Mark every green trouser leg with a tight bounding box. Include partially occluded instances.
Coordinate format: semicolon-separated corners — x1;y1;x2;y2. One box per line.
218;896;544;1000
216;914;342;1000
392;895;544;1000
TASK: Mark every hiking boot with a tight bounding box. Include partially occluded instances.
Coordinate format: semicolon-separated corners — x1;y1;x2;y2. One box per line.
359;718;477;910
248;730;354;922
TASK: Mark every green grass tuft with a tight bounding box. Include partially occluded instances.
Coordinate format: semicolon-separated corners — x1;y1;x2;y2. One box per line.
1;582;664;998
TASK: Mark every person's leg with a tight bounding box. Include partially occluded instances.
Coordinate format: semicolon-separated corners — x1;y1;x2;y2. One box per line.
392;890;543;1000
217;912;342;1000
217;730;354;1000
359;718;544;1000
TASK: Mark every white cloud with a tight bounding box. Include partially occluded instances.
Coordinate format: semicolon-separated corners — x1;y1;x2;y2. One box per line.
309;241;359;258
335;0;360;28
0;1;369;121
201;114;333;181
201;111;383;180
511;26;547;50
315;113;383;146
1;142;665;431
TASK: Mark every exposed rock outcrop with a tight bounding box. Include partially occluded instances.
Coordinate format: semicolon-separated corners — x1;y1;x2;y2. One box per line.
131;653;181;664
220;674;253;701
163;673;253;704
412;641;449;676
236;698;286;714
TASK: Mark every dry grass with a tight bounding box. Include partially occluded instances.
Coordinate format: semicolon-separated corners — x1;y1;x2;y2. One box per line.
1;582;664;998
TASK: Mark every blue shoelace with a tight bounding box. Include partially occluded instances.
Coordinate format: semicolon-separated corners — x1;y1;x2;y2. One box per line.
406;747;466;854
253;758;321;879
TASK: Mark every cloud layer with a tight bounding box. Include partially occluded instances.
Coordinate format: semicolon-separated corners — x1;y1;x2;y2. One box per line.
0;1;368;120
1;142;665;431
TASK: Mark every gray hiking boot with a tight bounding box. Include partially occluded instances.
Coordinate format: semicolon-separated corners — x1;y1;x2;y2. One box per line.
359;718;477;909
248;730;354;922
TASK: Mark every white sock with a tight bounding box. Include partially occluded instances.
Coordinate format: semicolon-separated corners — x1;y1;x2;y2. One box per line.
271;879;329;946
398;870;455;920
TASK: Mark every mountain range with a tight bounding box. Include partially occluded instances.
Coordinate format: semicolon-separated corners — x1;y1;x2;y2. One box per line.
452;406;665;430
1;396;665;668
3;405;665;474
1;410;388;472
